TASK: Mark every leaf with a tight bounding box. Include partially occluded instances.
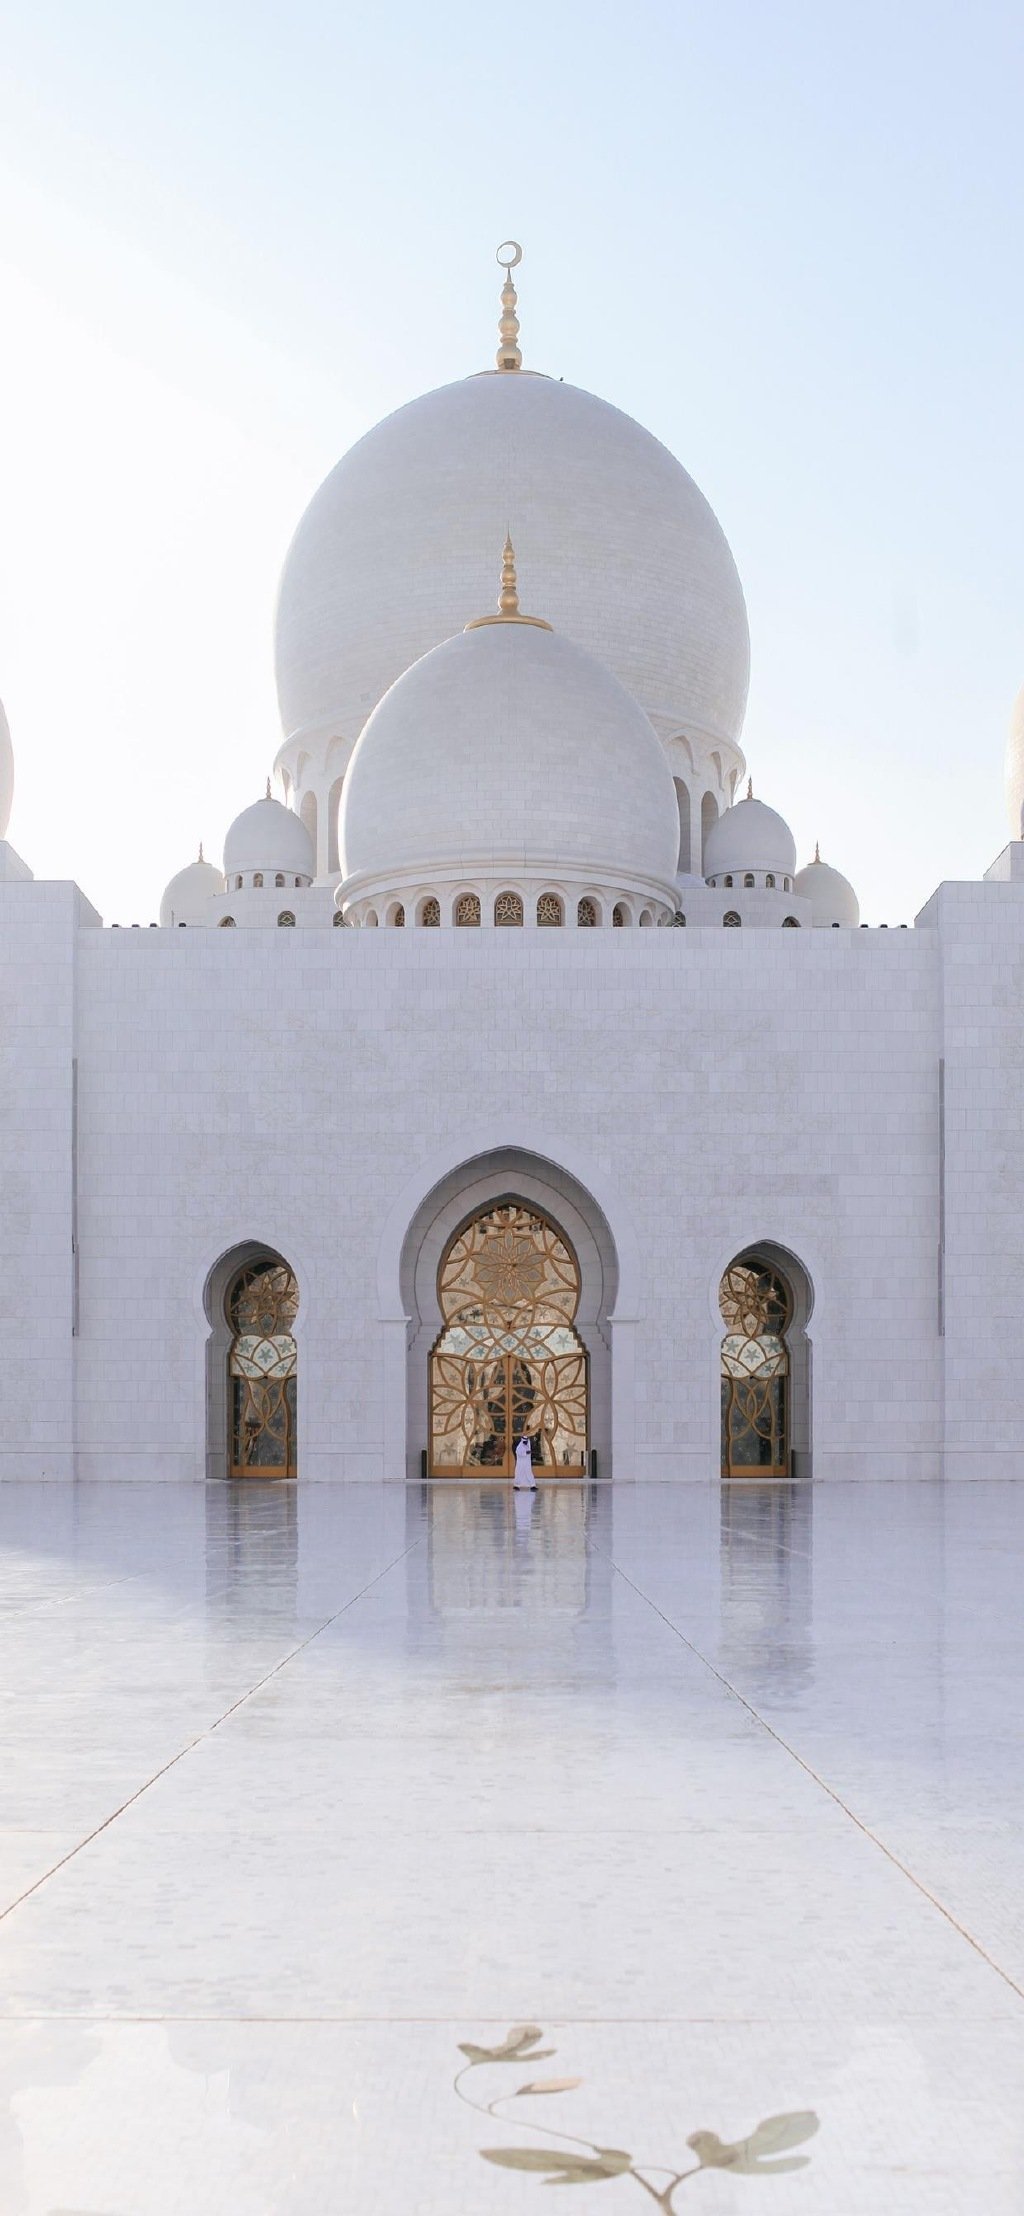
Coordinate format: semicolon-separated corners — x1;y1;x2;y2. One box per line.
516;2076;584;2096
746;2112;820;2156
457;2024;555;2065
687;2111;819;2174
594;2148;635;2174
481;2149;618;2183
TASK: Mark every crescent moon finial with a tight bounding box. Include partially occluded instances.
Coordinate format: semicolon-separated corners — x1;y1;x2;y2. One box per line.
495;241;523;371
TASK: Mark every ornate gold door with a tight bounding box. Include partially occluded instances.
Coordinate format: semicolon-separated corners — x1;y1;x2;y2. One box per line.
429;1202;589;1477
227;1261;298;1478
720;1258;790;1478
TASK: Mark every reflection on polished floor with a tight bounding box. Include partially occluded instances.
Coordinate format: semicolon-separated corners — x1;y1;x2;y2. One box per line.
0;1480;1021;2213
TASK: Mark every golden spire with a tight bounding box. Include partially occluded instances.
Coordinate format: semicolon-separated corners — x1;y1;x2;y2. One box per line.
498;532;519;615
495;241;523;371
465;533;553;631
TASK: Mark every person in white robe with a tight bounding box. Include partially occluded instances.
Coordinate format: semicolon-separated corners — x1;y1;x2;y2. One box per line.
513;1434;536;1489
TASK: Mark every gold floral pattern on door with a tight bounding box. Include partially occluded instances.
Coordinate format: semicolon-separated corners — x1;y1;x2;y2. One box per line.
720;1258;790;1478
228;1261;298;1478
429;1203;588;1477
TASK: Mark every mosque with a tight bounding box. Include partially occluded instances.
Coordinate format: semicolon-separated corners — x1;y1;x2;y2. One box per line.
2;244;1022;1487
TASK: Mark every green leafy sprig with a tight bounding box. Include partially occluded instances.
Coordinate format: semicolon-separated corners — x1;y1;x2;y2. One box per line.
454;2023;818;2206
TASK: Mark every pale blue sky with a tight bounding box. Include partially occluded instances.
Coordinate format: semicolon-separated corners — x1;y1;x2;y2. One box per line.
0;0;1021;921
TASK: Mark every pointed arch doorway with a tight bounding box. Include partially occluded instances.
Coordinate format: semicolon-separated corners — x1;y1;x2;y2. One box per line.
428;1199;589;1477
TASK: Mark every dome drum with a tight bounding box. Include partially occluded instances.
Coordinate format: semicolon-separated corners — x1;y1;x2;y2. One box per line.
338;864;678;929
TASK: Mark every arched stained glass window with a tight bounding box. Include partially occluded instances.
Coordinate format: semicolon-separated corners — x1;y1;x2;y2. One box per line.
228;1260;298;1479
429;1201;588;1478
719;1259;790;1479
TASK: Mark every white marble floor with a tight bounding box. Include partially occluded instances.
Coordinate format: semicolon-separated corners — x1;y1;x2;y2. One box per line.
0;1480;1021;2213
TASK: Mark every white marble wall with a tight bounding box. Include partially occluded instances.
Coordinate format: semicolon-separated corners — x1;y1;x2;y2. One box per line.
3;875;1023;1480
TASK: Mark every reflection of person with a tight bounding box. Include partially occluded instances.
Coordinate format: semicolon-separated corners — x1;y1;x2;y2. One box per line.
513;1435;536;1490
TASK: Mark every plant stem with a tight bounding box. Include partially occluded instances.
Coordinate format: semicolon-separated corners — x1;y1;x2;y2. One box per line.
630;2164;703;2209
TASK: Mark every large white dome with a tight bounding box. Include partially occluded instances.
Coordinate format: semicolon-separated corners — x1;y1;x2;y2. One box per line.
275;373;749;759
0;700;13;839
339;614;679;910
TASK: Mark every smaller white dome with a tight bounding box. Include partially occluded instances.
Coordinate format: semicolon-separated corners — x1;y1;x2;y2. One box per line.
340;612;679;899
160;848;225;927
0;700;13;839
223;792;314;881
793;849;860;927
703;791;796;878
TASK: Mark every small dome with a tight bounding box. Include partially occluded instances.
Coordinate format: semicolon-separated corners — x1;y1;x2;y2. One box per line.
339;614;679;897
223;793;314;881
703;792;796;878
1004;684;1024;838
159;849;225;927
0;700;13;839
794;849;860;927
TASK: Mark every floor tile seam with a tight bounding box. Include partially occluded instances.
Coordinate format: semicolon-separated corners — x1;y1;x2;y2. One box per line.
1;2009;1017;2026
602;1552;1024;2010
0;1537;425;1929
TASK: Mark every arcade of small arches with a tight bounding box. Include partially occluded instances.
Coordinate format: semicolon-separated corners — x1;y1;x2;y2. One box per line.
202;1208;812;1485
342;886;675;929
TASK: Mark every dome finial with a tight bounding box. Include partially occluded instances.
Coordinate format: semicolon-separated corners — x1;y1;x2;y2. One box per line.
495;241;523;371
747;776;753;800
814;840;821;864
466;533;553;631
499;531;519;616
198;841;204;863
265;777;272;801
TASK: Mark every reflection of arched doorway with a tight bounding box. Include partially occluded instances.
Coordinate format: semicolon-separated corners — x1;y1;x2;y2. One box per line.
226;1258;298;1478
719;1255;791;1478
428;1200;588;1477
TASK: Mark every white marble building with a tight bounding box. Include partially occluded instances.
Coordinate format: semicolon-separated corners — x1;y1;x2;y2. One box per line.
2;248;1023;1487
